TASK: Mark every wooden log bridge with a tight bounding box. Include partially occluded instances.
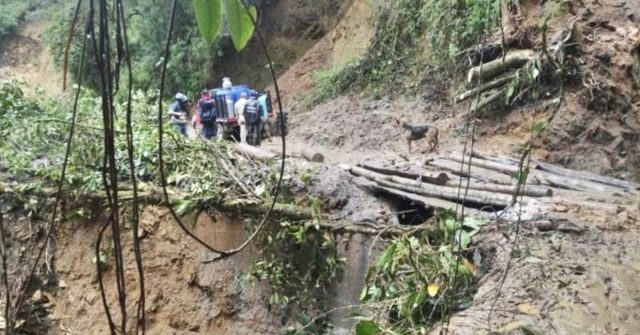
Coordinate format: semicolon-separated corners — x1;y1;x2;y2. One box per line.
343;152;638;227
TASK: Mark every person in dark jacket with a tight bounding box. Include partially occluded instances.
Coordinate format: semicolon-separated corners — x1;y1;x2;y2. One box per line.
243;95;262;146
168;93;189;136
197;90;218;140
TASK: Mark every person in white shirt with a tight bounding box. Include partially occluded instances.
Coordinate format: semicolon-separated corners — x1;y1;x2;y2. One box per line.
222;77;232;89
234;92;248;143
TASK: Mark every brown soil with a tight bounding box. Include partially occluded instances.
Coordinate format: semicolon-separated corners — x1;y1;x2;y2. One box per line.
2;0;640;333
264;0;373;106
49;206;282;335
0;20;62;97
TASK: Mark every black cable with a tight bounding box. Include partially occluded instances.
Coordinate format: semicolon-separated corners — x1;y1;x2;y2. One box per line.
62;0;84;91
117;0;146;332
90;0;128;331
0;209;12;335
156;0;287;259
96;216;117;334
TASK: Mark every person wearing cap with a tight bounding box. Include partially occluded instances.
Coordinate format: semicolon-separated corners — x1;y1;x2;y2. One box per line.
168;93;189;136
234;92;249;143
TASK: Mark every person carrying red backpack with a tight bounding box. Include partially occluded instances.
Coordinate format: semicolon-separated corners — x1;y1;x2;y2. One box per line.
197;90;218;140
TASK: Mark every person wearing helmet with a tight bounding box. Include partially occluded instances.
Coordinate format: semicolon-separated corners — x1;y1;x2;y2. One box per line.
168;93;189;136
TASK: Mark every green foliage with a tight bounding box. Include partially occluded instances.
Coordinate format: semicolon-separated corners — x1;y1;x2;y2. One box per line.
192;0;257;51
193;0;222;44
355;320;381;335
43;0;219;94
0;80;266;217
0;0;36;38
360;211;486;333
252;185;343;333
308;0;500;106
222;0;257;51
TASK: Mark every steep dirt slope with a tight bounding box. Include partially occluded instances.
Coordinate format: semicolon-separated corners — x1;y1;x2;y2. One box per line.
265;0;373;105
214;0;366;92
49;206;281;334
283;0;640;182
0;19;61;96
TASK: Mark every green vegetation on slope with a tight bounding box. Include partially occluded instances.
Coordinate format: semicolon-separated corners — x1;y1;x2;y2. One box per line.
0;0;38;38
309;0;500;105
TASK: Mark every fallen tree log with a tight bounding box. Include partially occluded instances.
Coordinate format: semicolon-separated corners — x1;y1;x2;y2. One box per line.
467;49;536;84
234;143;279;161
533;161;639;191
471;150;522;166
448;156;619;193
349;166;514;209
359;161;550;197
472;150;638;191
359;162;450;185
443;180;553;197
301;148;325;163
448;155;520;176
355;179;489;219
1;182;314;220
471;89;506;113
427;159;515;185
455;74;515;103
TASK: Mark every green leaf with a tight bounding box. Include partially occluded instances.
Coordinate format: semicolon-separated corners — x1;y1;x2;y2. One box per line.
174;199;195;215
355;320;380;335
223;0;257;51
377;243;397;271
506;85;515;102
254;183;266;197
531;66;540;79
193;0;222;44
454;230;471;250
294;312;317;333
442;216;457;235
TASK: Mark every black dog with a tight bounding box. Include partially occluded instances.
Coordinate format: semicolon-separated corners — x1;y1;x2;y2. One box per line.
396;119;439;153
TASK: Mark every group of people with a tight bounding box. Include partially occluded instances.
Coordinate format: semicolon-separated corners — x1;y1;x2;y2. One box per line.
167;77;271;146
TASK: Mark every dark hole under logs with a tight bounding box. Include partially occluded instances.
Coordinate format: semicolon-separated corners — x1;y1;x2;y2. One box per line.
376;192;505;226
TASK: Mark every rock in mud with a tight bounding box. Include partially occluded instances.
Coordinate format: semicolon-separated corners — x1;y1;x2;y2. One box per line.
31;290;43;304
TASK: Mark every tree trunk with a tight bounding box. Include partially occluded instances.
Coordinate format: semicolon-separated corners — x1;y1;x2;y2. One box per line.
355;179;489;219
301;148;325;163
349;166;515;208
443;180;553;197
448;155;521;176
455;74;515;103
533;161;639;191
358;162;450;185
426;158;515;185
467;49;535;84
235;143;279;161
